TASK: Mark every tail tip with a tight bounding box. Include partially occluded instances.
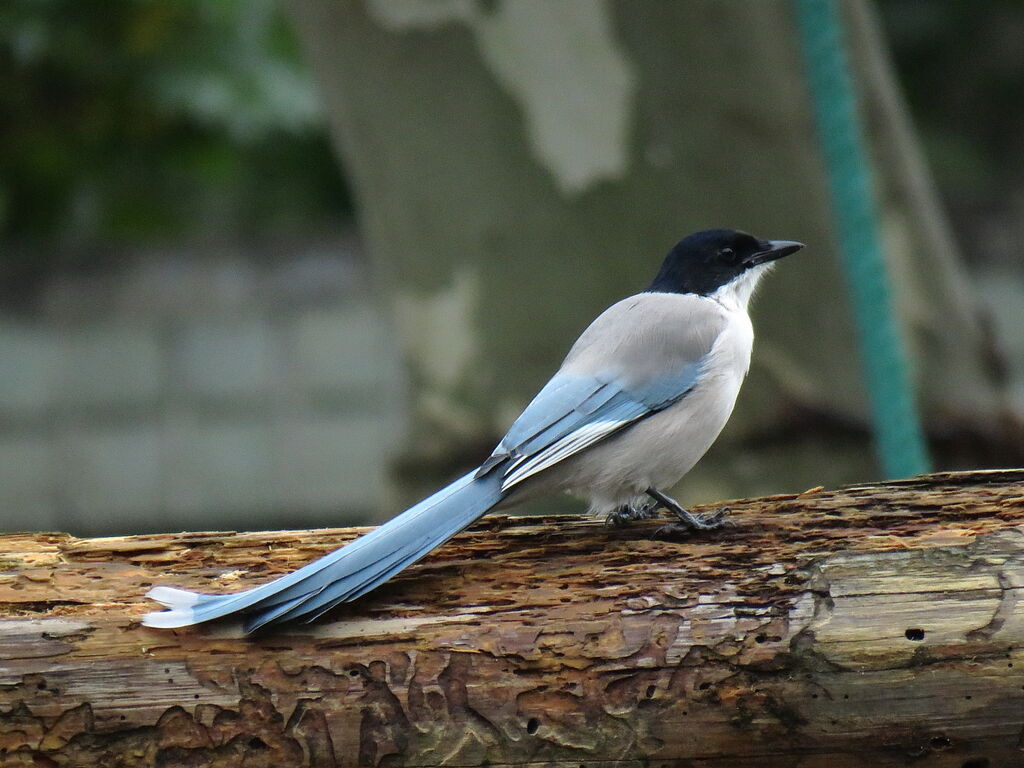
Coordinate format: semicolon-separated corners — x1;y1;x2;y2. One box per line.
142;586;202;628
146;586;202;609
141;608;196;628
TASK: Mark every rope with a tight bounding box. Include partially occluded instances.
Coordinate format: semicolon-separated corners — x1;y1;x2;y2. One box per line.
792;0;931;478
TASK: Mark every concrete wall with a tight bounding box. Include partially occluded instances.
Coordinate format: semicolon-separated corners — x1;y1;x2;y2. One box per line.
0;238;408;536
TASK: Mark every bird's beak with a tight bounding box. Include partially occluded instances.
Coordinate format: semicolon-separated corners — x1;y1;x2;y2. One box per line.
744;239;804;267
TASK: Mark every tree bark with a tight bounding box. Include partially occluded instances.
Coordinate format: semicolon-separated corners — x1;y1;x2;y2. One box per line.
1;469;1023;766
283;0;1008;505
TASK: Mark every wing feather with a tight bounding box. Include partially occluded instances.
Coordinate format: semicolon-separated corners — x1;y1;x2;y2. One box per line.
493;366;702;492
480;292;725;492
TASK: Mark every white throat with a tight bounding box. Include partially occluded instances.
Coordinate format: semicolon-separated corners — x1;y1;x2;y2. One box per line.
708;263;773;312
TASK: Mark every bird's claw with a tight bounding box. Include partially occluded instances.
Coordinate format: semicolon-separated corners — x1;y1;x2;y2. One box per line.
653;506;732;540
689;506;732;530
604;503;659;527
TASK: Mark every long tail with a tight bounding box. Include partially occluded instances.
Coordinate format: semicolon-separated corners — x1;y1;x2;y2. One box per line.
142;470;506;632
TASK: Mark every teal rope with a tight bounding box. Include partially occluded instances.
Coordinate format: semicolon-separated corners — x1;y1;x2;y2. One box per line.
792;0;930;478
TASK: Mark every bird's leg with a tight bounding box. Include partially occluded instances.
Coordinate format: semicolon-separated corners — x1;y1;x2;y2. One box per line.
604;499;660;527
645;487;731;539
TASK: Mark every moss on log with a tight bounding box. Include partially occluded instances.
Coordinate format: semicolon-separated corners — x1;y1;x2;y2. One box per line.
2;469;1024;767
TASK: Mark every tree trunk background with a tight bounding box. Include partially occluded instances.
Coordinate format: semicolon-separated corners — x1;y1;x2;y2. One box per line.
1;470;1023;767
284;0;1008;508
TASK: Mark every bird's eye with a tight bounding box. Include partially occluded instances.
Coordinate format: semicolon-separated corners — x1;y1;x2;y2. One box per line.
719;247;735;260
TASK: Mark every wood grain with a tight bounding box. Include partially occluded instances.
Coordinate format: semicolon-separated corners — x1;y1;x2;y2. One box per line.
2;470;1024;767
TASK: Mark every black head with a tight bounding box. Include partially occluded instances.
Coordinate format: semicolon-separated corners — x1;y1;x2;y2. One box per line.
648;229;803;296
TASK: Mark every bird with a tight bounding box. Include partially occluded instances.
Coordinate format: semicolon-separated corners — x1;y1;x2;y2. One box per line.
143;228;803;632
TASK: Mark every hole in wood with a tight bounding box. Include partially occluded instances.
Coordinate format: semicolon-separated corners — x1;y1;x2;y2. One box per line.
905;628;925;641
526;718;539;734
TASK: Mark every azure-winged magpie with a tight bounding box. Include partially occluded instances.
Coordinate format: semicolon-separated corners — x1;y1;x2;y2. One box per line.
144;229;803;631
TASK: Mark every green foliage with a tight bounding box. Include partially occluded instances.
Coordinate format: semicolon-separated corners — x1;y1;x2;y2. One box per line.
0;0;350;251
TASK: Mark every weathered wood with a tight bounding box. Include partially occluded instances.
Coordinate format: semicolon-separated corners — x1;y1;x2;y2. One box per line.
1;470;1024;767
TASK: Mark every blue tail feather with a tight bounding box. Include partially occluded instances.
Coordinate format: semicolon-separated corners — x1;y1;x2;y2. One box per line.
143;470;506;630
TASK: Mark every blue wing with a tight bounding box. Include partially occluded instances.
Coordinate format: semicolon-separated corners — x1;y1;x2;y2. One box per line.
478;361;705;492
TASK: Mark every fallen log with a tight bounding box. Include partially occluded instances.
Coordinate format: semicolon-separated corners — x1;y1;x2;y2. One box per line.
1;469;1023;767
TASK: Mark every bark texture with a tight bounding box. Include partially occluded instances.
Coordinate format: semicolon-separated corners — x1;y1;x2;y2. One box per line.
2;470;1024;766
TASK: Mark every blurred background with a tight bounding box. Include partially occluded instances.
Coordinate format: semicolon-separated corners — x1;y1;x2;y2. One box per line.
1;0;1021;536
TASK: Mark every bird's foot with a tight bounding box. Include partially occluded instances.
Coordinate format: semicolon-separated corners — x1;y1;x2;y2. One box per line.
643;481;733;540
604;501;659;527
644;487;732;540
654;506;732;540
677;505;732;531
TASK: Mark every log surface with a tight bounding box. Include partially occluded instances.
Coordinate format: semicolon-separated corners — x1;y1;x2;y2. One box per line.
2;470;1024;767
